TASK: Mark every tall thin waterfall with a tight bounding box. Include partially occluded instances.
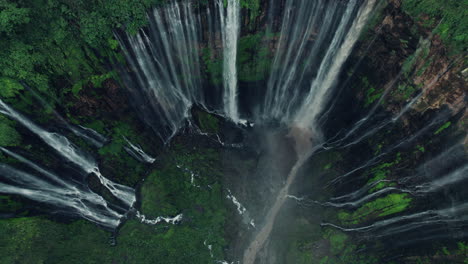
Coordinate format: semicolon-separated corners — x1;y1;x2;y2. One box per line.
0;99;136;207
218;0;241;122
117;0;203;141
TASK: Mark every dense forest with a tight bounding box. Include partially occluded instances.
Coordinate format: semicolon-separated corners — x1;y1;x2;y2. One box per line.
0;0;467;263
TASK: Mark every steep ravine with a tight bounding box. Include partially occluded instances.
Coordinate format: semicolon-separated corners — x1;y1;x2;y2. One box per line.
0;0;466;263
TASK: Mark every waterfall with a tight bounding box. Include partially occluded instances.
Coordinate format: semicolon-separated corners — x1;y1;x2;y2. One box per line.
119;0;244;141
117;0;203;142
262;0;343;122
259;0;376;135
218;0;241;122
243;1;377;263
117;0;377;140
123;136;156;164
70;125;108;148
0;148;122;228
294;0;377;132
0;99;136;207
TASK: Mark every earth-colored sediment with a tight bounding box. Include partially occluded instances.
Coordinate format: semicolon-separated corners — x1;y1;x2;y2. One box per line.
243;126;313;264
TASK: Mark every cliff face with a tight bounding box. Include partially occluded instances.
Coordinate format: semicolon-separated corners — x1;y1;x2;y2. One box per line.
349;0;466;141
0;1;466;263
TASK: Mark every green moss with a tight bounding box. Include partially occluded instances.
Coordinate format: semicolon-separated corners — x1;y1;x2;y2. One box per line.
0;143;227;264
374;144;383;155
395;83;416;100
324;229;348;255
0;195;23;212
365;153;401;193
96;120;148;186
367;168;394;193
285;240;314;264
416;145;426;153
361;76;382;107
401;54;417;76
338;193;412;225
319;256;329;264
434;121;451;135
0;217;111;264
197;111;220;134
84;120;106;135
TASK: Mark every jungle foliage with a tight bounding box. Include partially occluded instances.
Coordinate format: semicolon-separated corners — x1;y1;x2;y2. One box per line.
0;0;163;102
402;0;468;52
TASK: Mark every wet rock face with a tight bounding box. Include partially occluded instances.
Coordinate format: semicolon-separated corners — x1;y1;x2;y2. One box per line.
353;0;466;124
414;35;466;113
360;3;419;81
71;78;129;117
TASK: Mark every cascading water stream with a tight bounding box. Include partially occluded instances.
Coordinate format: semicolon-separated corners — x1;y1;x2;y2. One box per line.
293;0;376;132
262;0;347;122
0;99;136;207
242;1;377;262
117;0;203;142
0;148;123;228
123;136;156;164
218;0;241;122
116;0;379;261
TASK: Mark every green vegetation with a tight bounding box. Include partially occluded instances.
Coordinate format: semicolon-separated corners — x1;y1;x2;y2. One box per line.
202;48;223;85
434;121;451;135
0;77;24;98
401;54;417;76
196;111;220;134
338;193;412;225
240;0;261;25
324;163;332;170
0;0;163;115
283;219;382;264
285;240;314;264
282;218;322;264
416;145;426;153
360;76;382;107
407;241;468;263
203;32;273;85
237;33;272;82
0;195;23;212
366;153;401;193
0;216;220;263
83;120;106;134
0;116;22;147
0;142;227;264
97;120;148;186
135;143;227;261
323;229;348;255
416;58;433;76
71;71;118;97
402;0;468;52
395;83;416;100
